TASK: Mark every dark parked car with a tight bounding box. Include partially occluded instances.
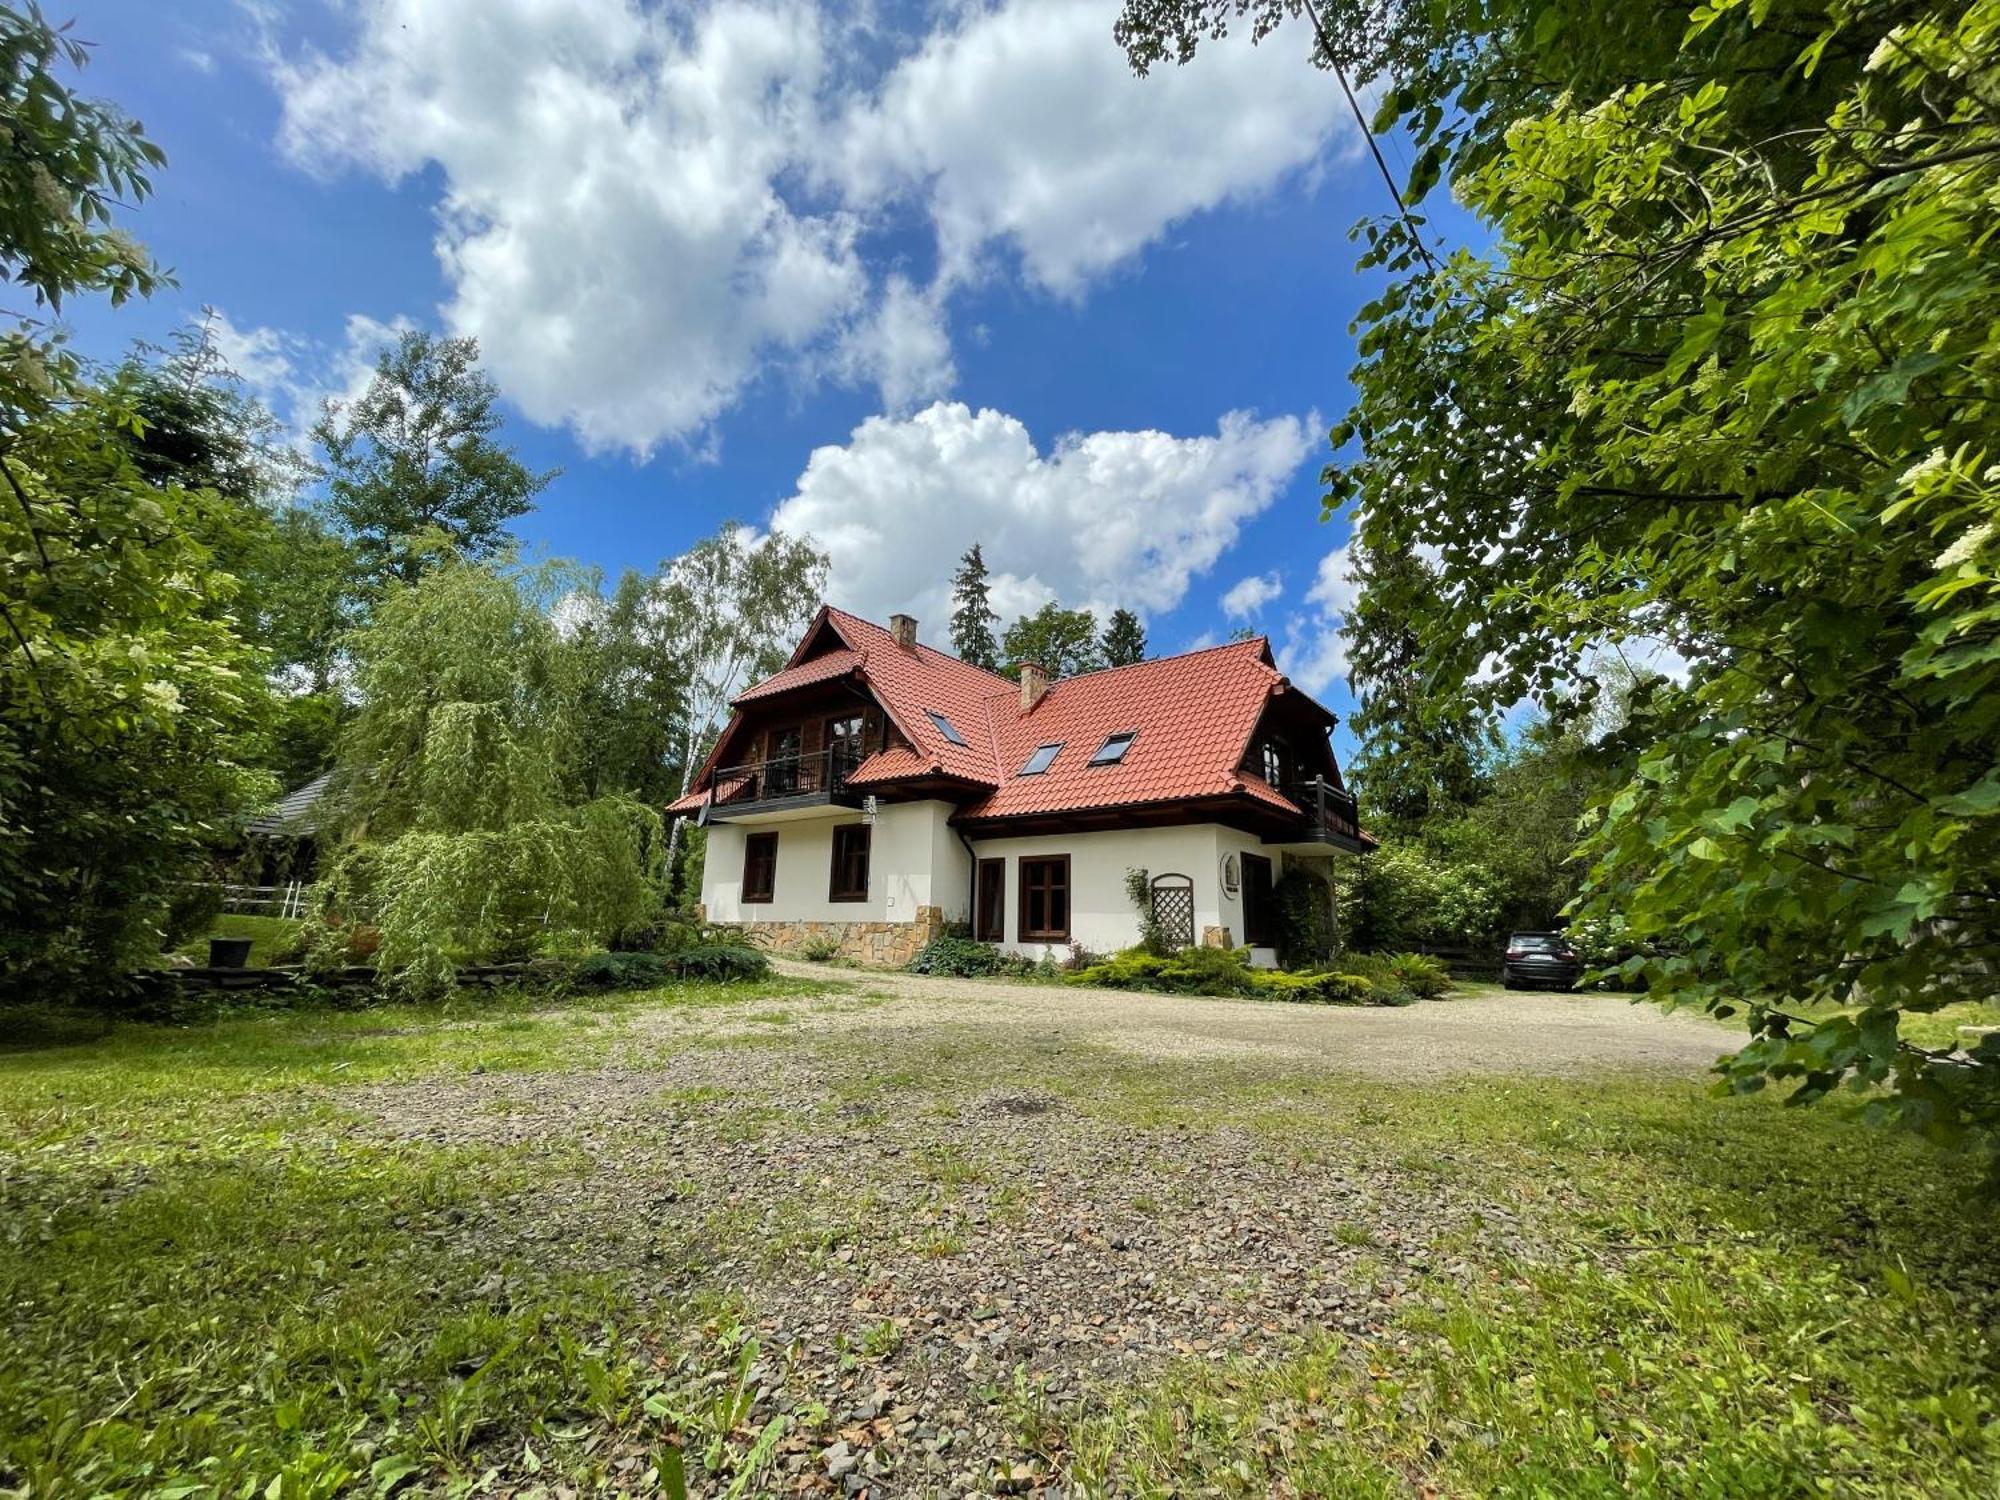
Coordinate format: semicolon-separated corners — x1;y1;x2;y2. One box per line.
1503;931;1582;991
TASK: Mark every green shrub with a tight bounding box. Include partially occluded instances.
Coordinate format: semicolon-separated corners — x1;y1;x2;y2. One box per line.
1245;969;1382;1006
1271;867;1338;970
1383;952;1452;999
566;951;673;992
907;933;1004;976
1069;945;1256;997
799;935;843;962
608;908;703;954
662;941;770;982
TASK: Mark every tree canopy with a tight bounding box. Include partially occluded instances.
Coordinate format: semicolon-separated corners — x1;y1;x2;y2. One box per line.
313;330;553;593
1121;0;2000;1161
1002;602;1104;679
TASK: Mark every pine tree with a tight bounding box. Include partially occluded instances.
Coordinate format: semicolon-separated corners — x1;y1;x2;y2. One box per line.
1100;607;1147;667
949;542;1000;669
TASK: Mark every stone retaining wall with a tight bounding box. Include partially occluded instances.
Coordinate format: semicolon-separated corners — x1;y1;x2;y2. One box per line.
727;906;946;967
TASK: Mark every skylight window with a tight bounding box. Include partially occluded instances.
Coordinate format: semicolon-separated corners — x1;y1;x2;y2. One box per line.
926;710;967;747
1089;730;1138;766
1019;742;1064;776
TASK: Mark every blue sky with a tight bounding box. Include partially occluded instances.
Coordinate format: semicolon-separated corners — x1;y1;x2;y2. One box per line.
67;0;1453;755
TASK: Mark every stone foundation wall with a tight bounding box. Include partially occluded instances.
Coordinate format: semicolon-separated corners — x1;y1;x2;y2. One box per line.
727;905;946;968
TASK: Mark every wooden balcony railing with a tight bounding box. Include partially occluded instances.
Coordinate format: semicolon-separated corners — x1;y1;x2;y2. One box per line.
711;746;863;806
1283;776;1363;843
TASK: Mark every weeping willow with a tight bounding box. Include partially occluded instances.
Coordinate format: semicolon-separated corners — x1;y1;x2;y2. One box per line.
312;558;663;995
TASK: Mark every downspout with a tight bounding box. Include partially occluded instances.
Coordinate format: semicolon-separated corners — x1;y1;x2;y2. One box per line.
957;824;980;935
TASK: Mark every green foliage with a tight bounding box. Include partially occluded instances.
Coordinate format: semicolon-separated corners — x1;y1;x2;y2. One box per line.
312;329;554;593
1124;866;1170;955
313;559;664;995
1069;946;1414;1005
0;5;165;428
1001;601;1103;679
1099;607;1147;667
1381;951;1451;999
662;941;770;983
1119;0;2000;1157
907;932;1004;977
1070;944;1256;997
566;950;675;992
1270;865;1338;969
1343;542;1498;834
571;566;692;805
949;542;1000;669
0;391;275;1001
798;935;843;962
1343;841;1507;953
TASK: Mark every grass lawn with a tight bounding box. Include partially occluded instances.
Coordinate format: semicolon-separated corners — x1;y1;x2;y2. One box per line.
2;976;1996;1497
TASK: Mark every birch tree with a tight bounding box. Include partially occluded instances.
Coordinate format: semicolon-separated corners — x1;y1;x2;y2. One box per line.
651;526;828;874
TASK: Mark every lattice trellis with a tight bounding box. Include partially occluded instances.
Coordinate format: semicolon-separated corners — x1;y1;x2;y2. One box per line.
1150;874;1196;952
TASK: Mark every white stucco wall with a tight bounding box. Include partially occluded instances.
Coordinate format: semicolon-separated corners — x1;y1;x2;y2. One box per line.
701;800;964;924
967;824;1256;961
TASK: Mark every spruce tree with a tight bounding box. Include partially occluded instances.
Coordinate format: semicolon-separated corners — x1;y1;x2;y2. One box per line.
948;542;1000;669
1100;607;1147;667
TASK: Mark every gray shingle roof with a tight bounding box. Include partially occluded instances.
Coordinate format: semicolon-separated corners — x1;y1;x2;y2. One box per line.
248;771;334;837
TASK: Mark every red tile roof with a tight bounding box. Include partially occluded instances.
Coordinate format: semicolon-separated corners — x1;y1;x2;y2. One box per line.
731;648;863;702
957;638;1300;820
671;606;1354;831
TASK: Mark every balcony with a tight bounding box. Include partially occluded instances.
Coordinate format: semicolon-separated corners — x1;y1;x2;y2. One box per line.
703;746;865;822
1269;776;1369;853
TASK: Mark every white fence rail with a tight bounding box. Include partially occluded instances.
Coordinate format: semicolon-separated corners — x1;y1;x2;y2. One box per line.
215;881;313;919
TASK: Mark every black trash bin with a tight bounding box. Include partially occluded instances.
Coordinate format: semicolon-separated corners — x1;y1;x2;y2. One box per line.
208;937;254;969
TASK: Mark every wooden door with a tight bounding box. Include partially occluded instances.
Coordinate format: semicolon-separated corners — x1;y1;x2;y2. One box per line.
1241;853;1275;946
976;859;1006;941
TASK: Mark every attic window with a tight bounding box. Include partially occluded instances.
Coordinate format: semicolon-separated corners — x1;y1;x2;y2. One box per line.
1089;730;1137;766
926;709;967;747
1019;742;1064;776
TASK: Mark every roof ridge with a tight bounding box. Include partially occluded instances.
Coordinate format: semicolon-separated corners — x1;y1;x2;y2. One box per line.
824;603;1018;689
1044;634;1272;689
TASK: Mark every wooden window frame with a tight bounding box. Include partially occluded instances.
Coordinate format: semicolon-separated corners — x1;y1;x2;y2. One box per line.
829;823;871;903
1018;855;1071;942
975;858;1006;941
742;831;778;904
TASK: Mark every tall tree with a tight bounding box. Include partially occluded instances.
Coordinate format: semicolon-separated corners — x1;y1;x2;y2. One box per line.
318;558;661;995
313;330;554;592
0;10;275;1000
651;525;829;874
1002;602;1104;680
1120;0;2000;1158
1099;607;1147;667
1;387;274;1000
569;566;691;806
116;321;363;781
949;542;1000;669
1343;541;1496;834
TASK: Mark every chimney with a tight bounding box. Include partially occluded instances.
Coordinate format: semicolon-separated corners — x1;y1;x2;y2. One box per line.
889;613;918;650
1019;661;1050;711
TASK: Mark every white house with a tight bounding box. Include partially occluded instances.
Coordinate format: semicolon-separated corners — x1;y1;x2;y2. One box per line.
669;607;1372;966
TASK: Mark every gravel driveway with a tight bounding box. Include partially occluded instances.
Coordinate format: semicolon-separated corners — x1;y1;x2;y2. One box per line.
763;958;1734;1078
346;969;1733;1496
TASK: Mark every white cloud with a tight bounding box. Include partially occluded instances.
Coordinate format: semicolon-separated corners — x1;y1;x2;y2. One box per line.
833;0;1351;296
265;0;1352;454
203;306;412;442
1221;570;1282;619
769;400;1314;636
1278;539;1357;695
